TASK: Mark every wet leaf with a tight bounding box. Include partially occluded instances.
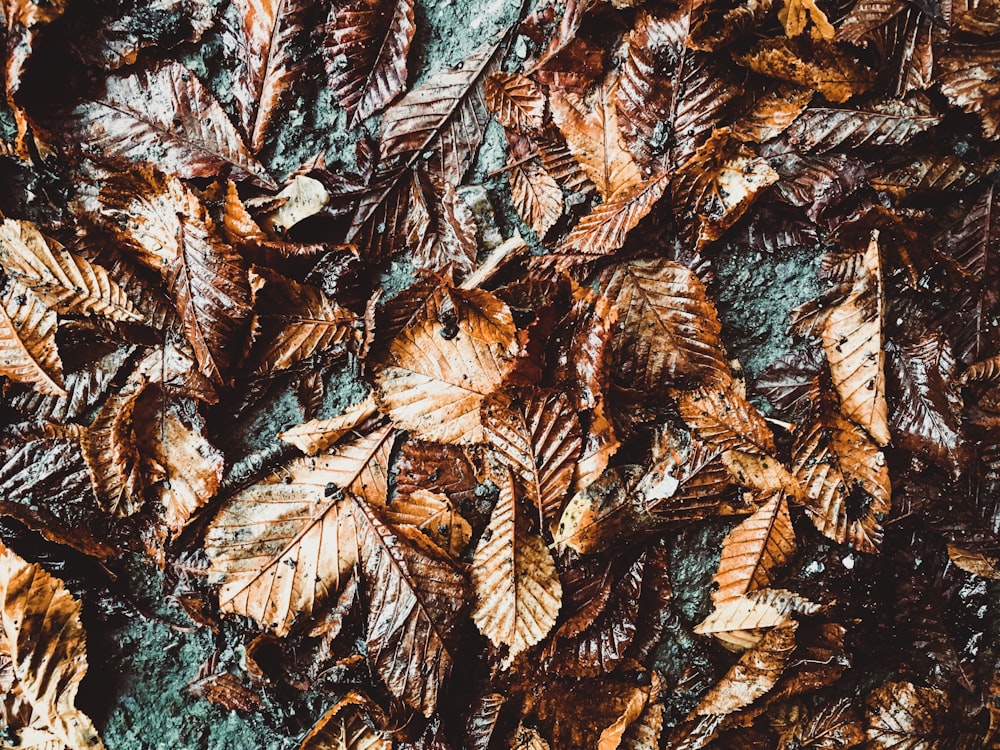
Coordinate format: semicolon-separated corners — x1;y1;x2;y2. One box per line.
485;72;545;131
865;681;949;749
0;278;65;397
783;99;941;153
279;395;378;456
938;47;1000;139
0;541;105;750
737;38;874;103
508;158;564;239
471;471;562;659
66;61;272;184
80;381;146;517
384;489;472;558
299;691;392;749
326;0;416;127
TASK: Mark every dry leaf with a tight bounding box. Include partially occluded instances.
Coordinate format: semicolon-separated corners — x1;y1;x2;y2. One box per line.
472;471;562;659
0;541;105;750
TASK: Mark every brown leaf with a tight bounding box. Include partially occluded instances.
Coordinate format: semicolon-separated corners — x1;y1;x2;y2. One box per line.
0;218;141;322
620;700;664;750
80;381;146;517
510;724;550;750
471;470;562;659
694;589;818;651
346;497;468;716
548;75;642;200
405;176;479;278
946;544;1000;580
248;268;358;375
279;395;378;456
736;38;874;103
299;691;392;749
711;492;797;606
779;0;835;38
134;391;223;535
326;0;415;127
66;61;272;184
820;233;889;446
485;72;545;131
670;129;779;250
0;540;105;750
791;386;891;553
204;425;393;635
223;0;315;151
673;378;776;457
938;46;1000;139
695;622;798;716
773;697;865;749
375;288;519;444
384;489;472;558
604;258;728;391
865;681;949;749
731;84;814;143
482;387;582;533
394;439;480;509
508;158;564;239
555;465;648;555
188;671;265;714
782;98;941;153
0;278;65;397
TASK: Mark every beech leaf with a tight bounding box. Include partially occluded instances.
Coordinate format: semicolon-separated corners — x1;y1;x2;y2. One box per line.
0;278;65;397
485;72;545;131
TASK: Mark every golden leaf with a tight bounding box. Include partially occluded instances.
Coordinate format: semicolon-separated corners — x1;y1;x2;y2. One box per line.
791;388;891;554
695;622;798;716
0;278;65;397
134;391;223;535
737;38;873;104
946;544;1000;580
548;75;643;200
673;378;775;456
471;471;562;659
0;219;141;322
299;691;391;750
731;85;813;143
509;158;564;239
375;288;519;444
620;700;665;750
384;489;472;558
485;72;545;131
80;382;146;517
204;425;394;636
821;233;889;446
720;451;806;500
778;0;835;39
711;492;797;606
279;395;378;456
0;541;105;750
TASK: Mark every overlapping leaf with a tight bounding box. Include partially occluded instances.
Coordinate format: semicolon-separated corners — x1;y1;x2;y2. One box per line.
485;72;545;131
299;691;391;750
0;278;65;397
80;382;145;517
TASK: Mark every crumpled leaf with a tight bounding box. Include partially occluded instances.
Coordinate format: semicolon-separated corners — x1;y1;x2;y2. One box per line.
737;38;874;103
375;288;519;444
223;0;315;152
347;497;468;716
405;175;479;278
325;0;416;127
80;381;146;517
485;72;545;131
65;61;272;184
510;724;550;750
0;540;105;750
482;387;582;533
604;258;728;391
471;471;562;659
791;386;891;553
299;690;392;749
0;278;65;397
549;75;642;200
204;425;393;636
384;489;472;558
778;0;835;39
0;218;141;322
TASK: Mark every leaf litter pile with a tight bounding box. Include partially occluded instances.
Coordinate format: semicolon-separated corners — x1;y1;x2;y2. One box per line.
1;0;1000;747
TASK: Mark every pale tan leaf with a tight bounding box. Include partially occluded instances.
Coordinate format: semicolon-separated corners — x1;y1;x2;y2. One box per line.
695;622;798;716
134;392;223;534
375;288;519;444
721;451;806;500
0;219;141;322
604;258;728;391
712;492;797;606
695;589;818;651
0;541;105;750
80;382;145;517
509;159;563;239
472;471;562;659
548;76;643;199
279;396;378;455
821;234;889;447
865;681;949;749
299;691;391;750
0;279;65;397
732;85;813;143
485;72;545;130
204;426;394;635
263;176;330;235
384;489;472;558
620;701;664;750
482;388;582;533
791;388;891;554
